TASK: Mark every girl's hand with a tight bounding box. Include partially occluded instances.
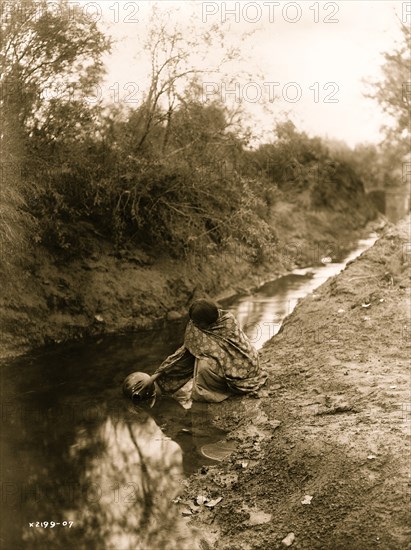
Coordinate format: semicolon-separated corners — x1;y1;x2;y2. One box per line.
133;374;157;398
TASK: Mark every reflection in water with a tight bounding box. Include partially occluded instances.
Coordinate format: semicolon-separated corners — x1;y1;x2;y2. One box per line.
2;392;208;549
63;413;195;550
0;232;378;548
0;329;210;549
223;233;379;349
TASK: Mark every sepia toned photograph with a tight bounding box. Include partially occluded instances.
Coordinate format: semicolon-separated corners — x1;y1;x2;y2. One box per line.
0;1;410;548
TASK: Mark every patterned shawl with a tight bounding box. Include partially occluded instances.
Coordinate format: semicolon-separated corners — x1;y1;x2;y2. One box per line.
155;310;267;394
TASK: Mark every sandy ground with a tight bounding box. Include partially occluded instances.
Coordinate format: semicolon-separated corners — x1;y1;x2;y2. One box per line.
179;217;411;550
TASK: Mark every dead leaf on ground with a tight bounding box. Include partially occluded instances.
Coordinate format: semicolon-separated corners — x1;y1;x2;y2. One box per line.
205;496;223;508
189;502;201;513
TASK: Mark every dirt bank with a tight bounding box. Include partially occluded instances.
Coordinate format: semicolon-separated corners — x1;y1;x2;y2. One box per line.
180;216;411;550
0;206;377;360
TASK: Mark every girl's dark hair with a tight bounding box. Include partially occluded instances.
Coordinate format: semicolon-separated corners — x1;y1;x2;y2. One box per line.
189;299;219;327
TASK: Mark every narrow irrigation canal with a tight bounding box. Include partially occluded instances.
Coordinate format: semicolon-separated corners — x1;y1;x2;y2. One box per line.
0;233;378;549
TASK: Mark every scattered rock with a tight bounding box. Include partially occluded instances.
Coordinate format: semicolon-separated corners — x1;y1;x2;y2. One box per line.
167;310;183;321
316;403;355;415
243;505;272;526
282;532;295;546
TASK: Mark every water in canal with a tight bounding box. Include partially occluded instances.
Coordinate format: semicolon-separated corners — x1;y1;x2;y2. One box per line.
0;233;378;549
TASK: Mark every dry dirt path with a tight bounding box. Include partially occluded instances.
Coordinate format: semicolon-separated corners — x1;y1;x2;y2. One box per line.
180;216;411;550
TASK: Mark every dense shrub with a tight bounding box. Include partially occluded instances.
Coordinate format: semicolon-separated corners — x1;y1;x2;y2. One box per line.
20;102;377;263
1;3;377;269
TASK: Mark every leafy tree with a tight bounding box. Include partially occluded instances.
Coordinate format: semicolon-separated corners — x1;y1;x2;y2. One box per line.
96;99;276;261
128;3;249;156
0;0;111;256
368;22;410;155
0;0;376;269
1;0;111;134
250;121;328;191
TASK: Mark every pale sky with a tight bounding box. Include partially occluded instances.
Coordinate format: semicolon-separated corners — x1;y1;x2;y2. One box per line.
86;0;407;147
